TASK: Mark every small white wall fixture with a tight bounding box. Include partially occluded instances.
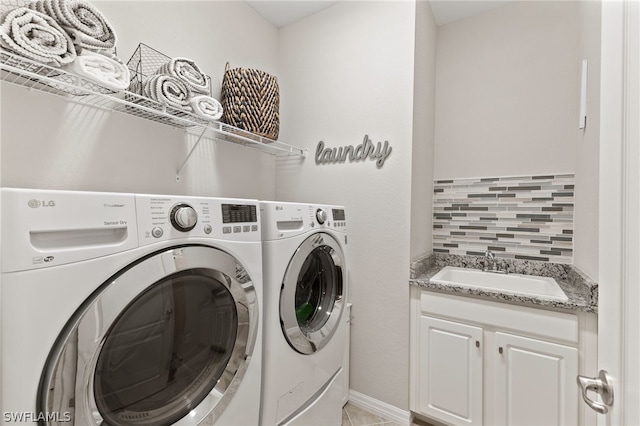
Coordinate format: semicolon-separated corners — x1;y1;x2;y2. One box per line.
579;59;589;129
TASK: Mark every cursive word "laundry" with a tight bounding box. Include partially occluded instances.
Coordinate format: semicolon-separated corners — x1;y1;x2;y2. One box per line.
315;135;392;168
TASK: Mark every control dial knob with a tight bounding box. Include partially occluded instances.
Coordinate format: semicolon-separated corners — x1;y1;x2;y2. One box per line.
170;203;197;232
316;208;327;225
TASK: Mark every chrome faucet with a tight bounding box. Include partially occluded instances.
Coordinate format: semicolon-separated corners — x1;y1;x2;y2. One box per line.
483;249;497;272
483;250;507;273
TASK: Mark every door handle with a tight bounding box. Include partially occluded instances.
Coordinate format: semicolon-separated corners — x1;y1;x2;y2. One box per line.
576;370;614;414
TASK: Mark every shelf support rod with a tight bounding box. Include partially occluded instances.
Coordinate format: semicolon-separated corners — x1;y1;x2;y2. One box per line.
176;125;209;181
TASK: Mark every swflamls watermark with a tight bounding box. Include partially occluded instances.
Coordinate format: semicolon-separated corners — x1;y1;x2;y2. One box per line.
3;412;72;422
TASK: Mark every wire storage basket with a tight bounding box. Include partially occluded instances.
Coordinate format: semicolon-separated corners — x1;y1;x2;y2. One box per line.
127;43;166;95
125;43;217;126
126;43;212;96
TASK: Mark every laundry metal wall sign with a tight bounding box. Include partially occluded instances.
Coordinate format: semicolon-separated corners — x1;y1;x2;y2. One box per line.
315;135;392;168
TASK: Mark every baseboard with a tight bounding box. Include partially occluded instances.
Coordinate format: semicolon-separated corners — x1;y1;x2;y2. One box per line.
347;390;412;425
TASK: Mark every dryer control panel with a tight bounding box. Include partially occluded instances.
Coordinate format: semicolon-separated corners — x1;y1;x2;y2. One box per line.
136;195;261;245
260;201;347;241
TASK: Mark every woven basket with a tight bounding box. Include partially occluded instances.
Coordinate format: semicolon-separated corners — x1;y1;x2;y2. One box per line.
221;63;280;140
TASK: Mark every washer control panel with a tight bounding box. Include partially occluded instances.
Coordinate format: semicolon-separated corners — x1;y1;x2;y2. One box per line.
259;201;346;241
136;195;260;245
309;205;347;230
1;188;139;272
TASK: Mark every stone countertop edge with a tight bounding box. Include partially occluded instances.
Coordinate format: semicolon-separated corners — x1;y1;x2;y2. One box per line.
409;253;598;314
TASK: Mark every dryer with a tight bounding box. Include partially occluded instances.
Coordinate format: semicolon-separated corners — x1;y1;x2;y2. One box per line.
0;188;263;426
260;201;348;426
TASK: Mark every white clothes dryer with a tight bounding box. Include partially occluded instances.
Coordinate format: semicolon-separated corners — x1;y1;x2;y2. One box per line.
260;202;348;426
0;188;263;426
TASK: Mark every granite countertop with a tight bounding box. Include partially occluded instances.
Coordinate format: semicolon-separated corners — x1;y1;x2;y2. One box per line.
410;254;598;314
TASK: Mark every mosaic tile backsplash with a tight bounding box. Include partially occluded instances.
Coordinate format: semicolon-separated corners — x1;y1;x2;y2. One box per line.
433;174;574;263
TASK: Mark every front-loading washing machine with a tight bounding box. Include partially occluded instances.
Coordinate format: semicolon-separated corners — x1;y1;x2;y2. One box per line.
0;188;263;426
260;201;348;426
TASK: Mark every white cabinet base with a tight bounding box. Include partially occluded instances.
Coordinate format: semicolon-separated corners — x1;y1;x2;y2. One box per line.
494;332;578;426
418;316;483;426
410;289;591;426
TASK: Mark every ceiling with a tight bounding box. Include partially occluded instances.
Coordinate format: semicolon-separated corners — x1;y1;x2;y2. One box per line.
429;1;512;26
246;1;512;28
246;1;339;28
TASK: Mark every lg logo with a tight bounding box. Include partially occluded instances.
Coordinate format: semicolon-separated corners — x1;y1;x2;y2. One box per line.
28;199;55;208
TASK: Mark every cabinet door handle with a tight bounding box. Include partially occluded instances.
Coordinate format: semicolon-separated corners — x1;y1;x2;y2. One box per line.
475;340;480;348
498;346;503;354
577;370;614;414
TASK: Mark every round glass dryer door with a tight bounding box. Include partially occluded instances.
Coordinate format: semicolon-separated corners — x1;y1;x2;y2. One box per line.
38;246;258;426
280;232;345;354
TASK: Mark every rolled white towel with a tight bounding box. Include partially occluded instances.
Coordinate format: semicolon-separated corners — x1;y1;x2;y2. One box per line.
0;7;76;66
157;57;210;95
29;0;116;50
190;95;223;121
143;74;192;111
62;49;130;91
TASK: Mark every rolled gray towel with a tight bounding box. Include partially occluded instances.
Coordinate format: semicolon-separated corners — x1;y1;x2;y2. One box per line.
143;74;192;111
0;6;76;66
156;57;211;95
29;0;116;50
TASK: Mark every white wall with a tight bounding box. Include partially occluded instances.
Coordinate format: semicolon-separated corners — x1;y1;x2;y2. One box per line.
433;1;580;179
573;1;601;281
1;1;279;199
410;1;438;261
276;1;423;411
0;0;600;414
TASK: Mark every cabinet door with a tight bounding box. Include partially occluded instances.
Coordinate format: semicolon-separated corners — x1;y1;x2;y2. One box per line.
418;316;483;426
494;332;578;426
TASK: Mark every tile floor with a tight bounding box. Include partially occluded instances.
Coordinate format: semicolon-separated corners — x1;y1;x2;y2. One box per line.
341;403;435;426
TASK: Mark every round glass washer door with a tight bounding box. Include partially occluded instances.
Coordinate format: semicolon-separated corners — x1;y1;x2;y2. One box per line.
38;245;258;426
280;232;345;355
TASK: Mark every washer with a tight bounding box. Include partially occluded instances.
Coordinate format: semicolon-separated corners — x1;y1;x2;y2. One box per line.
0;188;262;426
260;201;348;426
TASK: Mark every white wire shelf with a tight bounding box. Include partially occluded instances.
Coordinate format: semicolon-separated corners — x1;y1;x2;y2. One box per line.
0;49;307;163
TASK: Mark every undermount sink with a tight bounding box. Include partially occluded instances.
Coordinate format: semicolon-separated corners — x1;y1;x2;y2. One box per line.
430;266;568;301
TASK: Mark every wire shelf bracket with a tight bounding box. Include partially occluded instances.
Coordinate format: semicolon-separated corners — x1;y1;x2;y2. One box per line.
176;125;208;182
